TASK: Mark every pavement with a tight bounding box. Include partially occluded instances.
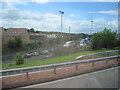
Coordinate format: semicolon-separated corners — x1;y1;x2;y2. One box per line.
19;66;119;88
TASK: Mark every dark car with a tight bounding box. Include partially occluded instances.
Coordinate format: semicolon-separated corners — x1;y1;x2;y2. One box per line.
24;54;31;58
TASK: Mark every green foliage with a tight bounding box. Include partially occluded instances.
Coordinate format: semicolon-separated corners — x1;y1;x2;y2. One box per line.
55;36;61;44
37;40;43;46
7;37;22;49
14;53;25;65
27;28;35;32
91;28;118;49
78;33;88;39
7;40;15;48
14;37;22;48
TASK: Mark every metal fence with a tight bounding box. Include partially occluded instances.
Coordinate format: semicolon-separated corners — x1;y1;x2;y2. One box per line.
76;50;120;60
0;55;119;78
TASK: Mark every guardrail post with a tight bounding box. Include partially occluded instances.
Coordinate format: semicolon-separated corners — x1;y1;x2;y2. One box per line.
106;60;108;64
75;64;78;71
103;53;104;57
26;72;29;79
54;68;56;74
92;62;94;67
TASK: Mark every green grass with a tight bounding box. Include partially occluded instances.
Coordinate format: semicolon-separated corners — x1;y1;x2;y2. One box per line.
2;49;116;70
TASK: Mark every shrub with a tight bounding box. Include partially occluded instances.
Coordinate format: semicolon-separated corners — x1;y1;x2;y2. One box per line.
14;53;24;65
91;28;118;49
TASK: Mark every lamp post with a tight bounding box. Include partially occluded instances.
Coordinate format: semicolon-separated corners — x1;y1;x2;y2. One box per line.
59;11;64;38
91;21;93;35
69;26;70;40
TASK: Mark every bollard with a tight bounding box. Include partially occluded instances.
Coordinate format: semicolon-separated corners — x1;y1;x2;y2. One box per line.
92;62;94;67
75;64;78;71
26;72;29;79
54;68;56;74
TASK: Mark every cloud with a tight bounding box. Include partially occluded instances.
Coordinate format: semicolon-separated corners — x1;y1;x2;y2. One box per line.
88;10;118;15
0;6;117;34
49;0;119;2
31;0;49;4
69;14;80;17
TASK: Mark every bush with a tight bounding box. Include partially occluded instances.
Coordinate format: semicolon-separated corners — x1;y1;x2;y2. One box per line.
14;53;24;65
91;28;118;49
7;40;15;49
7;37;22;49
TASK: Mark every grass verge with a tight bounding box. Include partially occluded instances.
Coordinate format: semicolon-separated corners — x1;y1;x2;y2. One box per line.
2;49;115;70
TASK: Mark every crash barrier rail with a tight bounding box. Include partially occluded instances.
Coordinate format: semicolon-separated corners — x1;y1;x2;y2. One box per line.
76;50;120;60
0;55;119;78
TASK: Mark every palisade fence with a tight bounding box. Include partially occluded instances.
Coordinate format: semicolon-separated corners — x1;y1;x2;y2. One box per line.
0;52;120;78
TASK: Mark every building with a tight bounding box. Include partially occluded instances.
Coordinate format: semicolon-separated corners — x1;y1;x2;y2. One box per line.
5;28;30;43
29;32;46;42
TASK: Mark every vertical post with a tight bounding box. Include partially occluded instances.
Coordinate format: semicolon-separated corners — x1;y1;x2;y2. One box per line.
75;64;78;71
91;21;93;35
59;11;64;38
26;72;29;79
61;13;62;38
106;60;108;64
54;68;56;74
92;62;94;67
69;26;70;40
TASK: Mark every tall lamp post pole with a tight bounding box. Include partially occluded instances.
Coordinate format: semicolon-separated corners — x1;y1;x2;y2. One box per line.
59;11;64;38
91;21;93;35
69;26;70;40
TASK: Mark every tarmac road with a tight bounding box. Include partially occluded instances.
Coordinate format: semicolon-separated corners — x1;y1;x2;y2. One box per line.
20;66;119;88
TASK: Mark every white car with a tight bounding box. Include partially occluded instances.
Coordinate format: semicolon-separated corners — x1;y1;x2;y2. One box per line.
64;41;75;47
32;52;39;56
80;38;91;46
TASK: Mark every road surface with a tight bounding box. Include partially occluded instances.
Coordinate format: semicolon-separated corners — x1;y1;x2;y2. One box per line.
20;66;119;88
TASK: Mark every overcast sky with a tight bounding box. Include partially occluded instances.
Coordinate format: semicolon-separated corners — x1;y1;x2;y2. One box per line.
0;0;118;34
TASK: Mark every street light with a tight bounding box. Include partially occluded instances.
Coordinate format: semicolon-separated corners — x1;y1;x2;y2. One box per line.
91;21;93;35
69;26;70;40
59;11;64;37
66;25;71;40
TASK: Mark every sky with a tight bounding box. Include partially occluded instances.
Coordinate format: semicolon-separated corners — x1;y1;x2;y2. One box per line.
0;0;119;34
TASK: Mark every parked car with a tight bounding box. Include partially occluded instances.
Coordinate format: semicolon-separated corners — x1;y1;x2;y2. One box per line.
50;48;54;52
32;52;39;56
63;41;75;47
24;54;31;58
39;50;49;55
80;38;91;46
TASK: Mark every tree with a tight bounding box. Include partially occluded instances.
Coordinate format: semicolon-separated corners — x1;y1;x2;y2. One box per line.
7;37;22;49
91;28;117;49
14;37;23;48
7;40;15;49
14;53;24;65
30;28;35;32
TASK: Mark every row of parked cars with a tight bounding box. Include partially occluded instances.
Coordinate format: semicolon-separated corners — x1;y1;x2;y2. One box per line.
63;38;91;47
24;49;53;58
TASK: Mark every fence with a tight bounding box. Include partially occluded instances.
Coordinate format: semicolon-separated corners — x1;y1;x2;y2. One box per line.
76;50;120;60
0;55;119;78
